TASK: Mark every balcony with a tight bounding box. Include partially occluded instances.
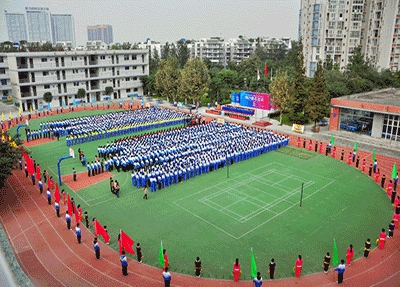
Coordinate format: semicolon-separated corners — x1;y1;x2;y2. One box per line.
19;78;30;83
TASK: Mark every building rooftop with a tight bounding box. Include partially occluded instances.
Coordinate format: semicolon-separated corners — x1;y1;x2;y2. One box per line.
335;88;400;108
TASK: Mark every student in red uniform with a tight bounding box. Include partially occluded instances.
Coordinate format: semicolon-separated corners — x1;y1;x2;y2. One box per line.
332;147;336;159
308;140;312;151
378;228;386;250
232;258;241;282
387;180;393;198
62;189;67;206
347;152;352;165
362;159;366;173
375;169;380;183
346;244;354;266
163;249;169;271
297;137;301;148
319;142;323;154
295;255;303;278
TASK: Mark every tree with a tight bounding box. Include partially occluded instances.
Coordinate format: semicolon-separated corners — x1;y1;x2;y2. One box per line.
0;133;22;188
170;43;177;59
105;86;113;98
288;39;308;124
43;92;52;104
306;61;329;129
155;56;180;102
178;58;209;104
121;42;132;50
323;54;334;71
269;70;294;125
149;47;160;73
140;73;156;97
77;88;86;99
176;40;190;68
161;42;170;59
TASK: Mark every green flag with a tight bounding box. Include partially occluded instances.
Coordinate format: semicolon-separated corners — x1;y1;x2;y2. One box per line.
392;163;398;179
332;238;339;266
372;149;376;163
353;141;358;152
250;248;257;278
158;241;164;268
330;134;334;145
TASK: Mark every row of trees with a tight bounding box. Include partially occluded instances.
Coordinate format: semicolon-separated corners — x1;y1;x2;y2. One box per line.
41;86;114;106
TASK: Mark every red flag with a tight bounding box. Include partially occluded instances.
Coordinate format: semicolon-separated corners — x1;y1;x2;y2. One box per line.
54;183;60;203
94;220;110;243
67;194;72;216
264;63;268;78
23;152;29;164
120;230;135;254
36;165;41;180
27;157;34;175
118;231;123;255
73;204;80;223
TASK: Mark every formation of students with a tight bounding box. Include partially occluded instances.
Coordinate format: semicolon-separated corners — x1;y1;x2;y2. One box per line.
96;121;290;191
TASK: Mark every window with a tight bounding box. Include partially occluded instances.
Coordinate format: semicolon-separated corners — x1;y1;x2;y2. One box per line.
126;77;130;81
133;77;137;80
125;66;129;70
0;57;3;63
132;66;137;70
131;55;137;60
102;80;107;83
100;56;106;60
133;88;138;92
0;69;5;74
41;58;48;62
124;56;129;60
71;57;77;61
382;115;400;141
126;89;131;93
1;79;7;85
74;82;79;86
44;85;50;89
103;68;107;71
42;71;49;76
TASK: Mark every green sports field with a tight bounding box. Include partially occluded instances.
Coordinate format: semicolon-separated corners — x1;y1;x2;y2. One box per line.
14;112;393;280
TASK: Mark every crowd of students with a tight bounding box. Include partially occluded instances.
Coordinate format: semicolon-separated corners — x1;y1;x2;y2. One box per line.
94;121;289;191
25;108;188;145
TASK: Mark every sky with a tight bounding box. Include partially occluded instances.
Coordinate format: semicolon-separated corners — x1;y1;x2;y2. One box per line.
0;0;301;46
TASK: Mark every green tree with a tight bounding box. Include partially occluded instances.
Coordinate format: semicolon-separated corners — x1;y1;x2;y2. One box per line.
208;69;239;104
140;73;156;97
43;92;53;104
0;133;22;188
149;47;160;73
323;54;334;71
176;40;190;68
288;39;308;124
155;56;180;102
105;86;113;98
306;61;329;129
161;42;170;59
170;43;177;58
269;70;294;125
325;67;350;98
77;88;86;99
178;58;209;105
121;42;132;50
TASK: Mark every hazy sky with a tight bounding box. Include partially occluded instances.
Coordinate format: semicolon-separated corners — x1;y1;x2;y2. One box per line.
1;0;300;45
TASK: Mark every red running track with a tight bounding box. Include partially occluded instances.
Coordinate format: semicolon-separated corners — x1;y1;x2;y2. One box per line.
0;139;399;286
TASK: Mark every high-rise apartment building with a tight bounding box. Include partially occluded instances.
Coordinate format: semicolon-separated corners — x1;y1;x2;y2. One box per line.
51;14;76;47
5;12;28;42
300;0;400;77
25;7;52;42
87;25;113;44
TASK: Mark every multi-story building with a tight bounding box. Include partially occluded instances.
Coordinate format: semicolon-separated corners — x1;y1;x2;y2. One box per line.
362;1;399;71
51;14;76;47
6;50;148;111
188;37;291;65
87;25;113;45
137;39;162;59
5;12;28;42
300;0;400;77
0;55;12;98
25;7;52;42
